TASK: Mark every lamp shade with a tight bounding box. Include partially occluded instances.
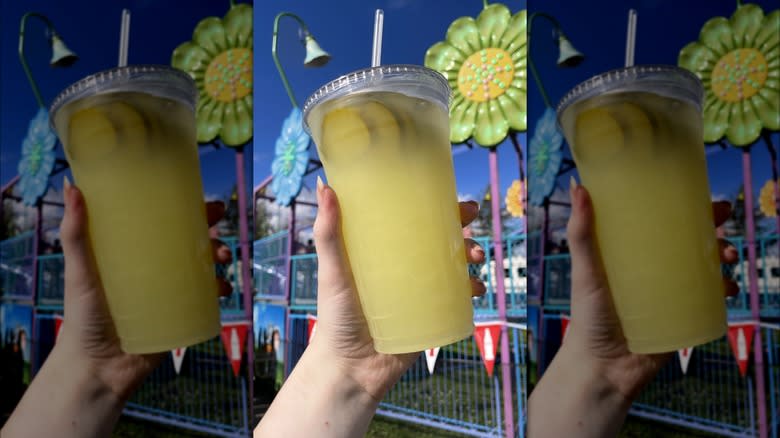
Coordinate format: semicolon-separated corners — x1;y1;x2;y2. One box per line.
303;35;330;67
50;34;78;67
556;35;584;68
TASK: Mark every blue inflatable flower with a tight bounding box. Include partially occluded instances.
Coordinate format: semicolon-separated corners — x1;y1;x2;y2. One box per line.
271;108;310;206
17;108;57;206
528;107;563;207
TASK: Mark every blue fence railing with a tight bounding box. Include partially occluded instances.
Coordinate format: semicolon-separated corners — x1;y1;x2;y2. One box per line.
542;234;780;317
284;313;527;437
0;231;35;299
284;234;528;317
253;231;288;300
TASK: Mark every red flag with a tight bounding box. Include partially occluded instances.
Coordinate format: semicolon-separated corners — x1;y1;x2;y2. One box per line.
220;321;250;377
560;315;570;342
678;347;694;374
424;347;441;375
54;315;64;342
727;322;755;377
307;315;318;344
171;347;187;375
474;323;502;377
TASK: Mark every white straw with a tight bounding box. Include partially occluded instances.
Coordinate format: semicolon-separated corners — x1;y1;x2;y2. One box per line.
371;9;384;67
119;9;131;67
624;9;637;67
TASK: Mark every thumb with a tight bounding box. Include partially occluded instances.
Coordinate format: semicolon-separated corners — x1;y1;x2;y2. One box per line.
312;177;354;298
60;177;102;298
566;179;609;299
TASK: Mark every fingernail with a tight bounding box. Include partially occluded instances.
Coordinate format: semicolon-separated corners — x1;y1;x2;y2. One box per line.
316;175;324;193
63;176;71;201
569;176;578;193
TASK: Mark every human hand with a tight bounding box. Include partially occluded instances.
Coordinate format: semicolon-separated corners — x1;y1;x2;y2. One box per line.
56;178;232;401
308;177;487;401
562;181;738;402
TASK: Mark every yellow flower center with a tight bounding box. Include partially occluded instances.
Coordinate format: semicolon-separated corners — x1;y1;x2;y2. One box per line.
205;48;253;103
710;48;767;103
457;48;514;103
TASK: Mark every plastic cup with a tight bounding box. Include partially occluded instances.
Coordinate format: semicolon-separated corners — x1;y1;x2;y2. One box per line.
303;65;473;354
557;65;726;353
50;65;220;354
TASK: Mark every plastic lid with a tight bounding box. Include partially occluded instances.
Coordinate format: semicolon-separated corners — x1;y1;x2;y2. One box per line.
49;65;197;128
556;65;703;123
302;64;451;134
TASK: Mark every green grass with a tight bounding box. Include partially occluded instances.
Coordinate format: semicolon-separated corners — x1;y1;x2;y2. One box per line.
368;417;466;437
621;416;720;437
113;416;212;437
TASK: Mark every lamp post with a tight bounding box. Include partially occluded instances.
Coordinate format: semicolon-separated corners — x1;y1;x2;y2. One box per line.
527;12;583;376
271;12;330;380
16;11;77;377
19;12;78;108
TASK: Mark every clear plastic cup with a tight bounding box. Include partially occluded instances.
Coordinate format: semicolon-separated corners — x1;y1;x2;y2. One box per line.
303;65;474;354
50;65;220;353
557;65;726;353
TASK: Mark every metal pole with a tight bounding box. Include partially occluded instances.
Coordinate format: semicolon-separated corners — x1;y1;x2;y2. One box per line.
30;201;42;375
272;12;311;109
538;200;549;375
741;148;768;438
488;148;515;437
19;12;56;108
234;147;255;418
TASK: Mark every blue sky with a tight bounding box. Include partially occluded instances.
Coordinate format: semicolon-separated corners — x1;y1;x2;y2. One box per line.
527;0;778;232
1;0;251;209
254;0;527;213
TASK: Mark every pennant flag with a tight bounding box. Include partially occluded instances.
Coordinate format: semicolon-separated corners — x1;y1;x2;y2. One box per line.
220;321;250;377
474;323;502;377
678;347;694;374
560;315;570;342
424;347;441;375
307;315;318;344
727;322;755;377
54;315;64;342
171;347;187;374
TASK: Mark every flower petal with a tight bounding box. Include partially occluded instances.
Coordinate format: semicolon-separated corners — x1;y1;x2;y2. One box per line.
755;10;779;53
751;86;780;130
450;95;478;143
193;17;228;57
730;4;764;48
446;17;481;55
477;4;511;49
726;100;762;146
220;101;252;146
678;42;717;75
172;42;211;76
703;99;730;143
500;10;526;53
424;42;465;80
699;17;734;56
196;97;223;143
474;100;509;146
498;86;526;132
224;4;253;49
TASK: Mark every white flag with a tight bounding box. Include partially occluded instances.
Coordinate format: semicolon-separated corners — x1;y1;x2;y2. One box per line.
424;347;441;375
171;347;187;375
678;347;694;375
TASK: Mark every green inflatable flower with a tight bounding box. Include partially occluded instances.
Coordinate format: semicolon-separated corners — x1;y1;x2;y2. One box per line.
678;4;779;147
172;3;253;147
425;4;526;147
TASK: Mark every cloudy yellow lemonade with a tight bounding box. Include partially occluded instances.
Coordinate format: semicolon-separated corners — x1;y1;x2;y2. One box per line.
307;88;473;354
53;86;219;354
559;83;726;353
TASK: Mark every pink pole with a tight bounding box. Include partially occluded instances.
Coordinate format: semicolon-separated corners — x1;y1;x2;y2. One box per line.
235;148;255;415
741;148;768;438
488;148;515;437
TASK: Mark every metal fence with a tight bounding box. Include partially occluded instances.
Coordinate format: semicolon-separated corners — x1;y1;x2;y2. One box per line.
1;232;251;437
542;234;780;317
286;234;528;318
285;313;528;437
0;231;35;299
253;231;288;300
766;325;780;438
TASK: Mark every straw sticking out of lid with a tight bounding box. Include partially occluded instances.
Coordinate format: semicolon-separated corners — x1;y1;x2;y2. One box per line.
625;9;637;67
371;9;384;68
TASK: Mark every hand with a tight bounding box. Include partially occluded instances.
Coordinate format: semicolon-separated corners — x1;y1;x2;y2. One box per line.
563;182;738;402
56;179;232;401
309;178;486;401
